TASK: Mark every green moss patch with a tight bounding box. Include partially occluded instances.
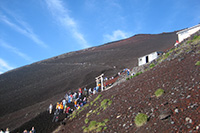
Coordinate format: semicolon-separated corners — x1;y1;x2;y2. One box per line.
155;88;164;97
134;72;143;77
100;99;112;110
90;94;102;106
134;113;148;127
83;119;109;132
85;118;89;124
195;61;200;66
149;63;155;69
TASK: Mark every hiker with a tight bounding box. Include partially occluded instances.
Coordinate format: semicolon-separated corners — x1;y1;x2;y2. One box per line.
59;102;64;113
68;95;71;103
89;88;92;95
78;92;82;98
76;104;80;110
65;93;68;101
74;100;77;107
56;102;60;110
31;127;36;133
23;130;28;133
73;92;77;99
93;87;96;95
64;104;67;113
62;99;66;108
96;84;100;92
84;87;87;95
5;128;9;133
83;97;87;105
52;109;59;122
79;88;82;94
0;129;4;133
66;106;70;117
70;94;73;102
80;102;83;107
49;104;53;114
174;40;179;47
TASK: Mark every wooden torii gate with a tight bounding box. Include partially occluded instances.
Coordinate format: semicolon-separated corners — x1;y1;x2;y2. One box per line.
95;73;104;91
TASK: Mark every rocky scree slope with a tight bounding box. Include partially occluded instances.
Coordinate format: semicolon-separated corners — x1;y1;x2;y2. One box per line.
55;32;200;132
0;32;177;131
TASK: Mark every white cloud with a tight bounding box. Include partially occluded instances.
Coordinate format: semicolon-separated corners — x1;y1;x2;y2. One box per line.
0;11;48;48
0;58;13;74
0;39;33;62
104;30;131;42
45;0;90;48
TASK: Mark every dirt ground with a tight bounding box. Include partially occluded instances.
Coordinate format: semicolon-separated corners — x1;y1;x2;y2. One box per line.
55;33;200;132
0;32;178;132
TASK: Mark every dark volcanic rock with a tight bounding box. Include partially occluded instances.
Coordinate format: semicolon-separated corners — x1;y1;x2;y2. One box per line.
159;108;172;120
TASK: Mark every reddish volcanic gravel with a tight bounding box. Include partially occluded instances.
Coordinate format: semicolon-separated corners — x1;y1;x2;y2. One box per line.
55;34;200;132
0;32;177;132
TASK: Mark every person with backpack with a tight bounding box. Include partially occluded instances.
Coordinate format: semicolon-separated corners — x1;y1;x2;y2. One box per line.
59;102;64;113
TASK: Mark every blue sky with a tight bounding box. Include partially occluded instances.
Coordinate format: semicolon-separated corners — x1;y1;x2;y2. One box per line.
0;0;200;74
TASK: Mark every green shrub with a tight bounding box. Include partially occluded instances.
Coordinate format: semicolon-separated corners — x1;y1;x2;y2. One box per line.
187;40;192;44
96;127;102;132
104;119;109;123
88;121;97;131
86;112;91;117
97;122;106;127
83;127;89;132
101;99;109;110
155;89;164;97
130;75;133;79
126;77;130;80
101;99;109;106
85;118;89;124
193;35;199;40
134;72;143;77
165;52;170;58
91;94;102;105
108;100;112;106
149;63;155;68
195;61;200;66
134;113;148;127
100;99;112;110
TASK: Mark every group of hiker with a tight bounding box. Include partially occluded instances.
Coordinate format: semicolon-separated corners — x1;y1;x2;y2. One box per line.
49;68;132;124
50;87;90;122
49;78;114;122
49;71;125;123
22;127;36;133
1;69;129;132
0;128;9;133
0;127;35;133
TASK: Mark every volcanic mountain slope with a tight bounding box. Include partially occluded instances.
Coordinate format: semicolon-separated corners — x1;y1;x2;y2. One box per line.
0;32;177;131
55;32;200;132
